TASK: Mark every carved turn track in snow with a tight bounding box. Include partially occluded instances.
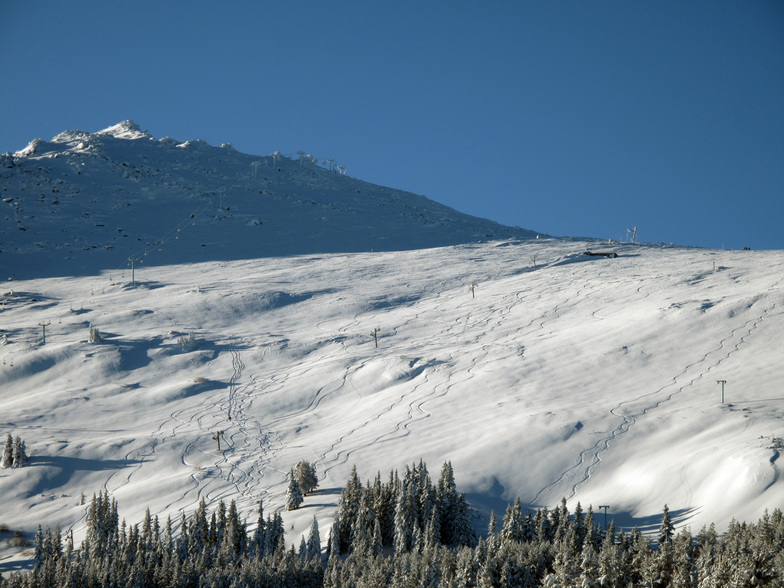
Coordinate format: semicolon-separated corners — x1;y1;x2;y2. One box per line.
530;298;779;508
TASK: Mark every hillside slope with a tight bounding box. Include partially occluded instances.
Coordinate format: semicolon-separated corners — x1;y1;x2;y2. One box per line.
1;239;782;572
1;121;538;280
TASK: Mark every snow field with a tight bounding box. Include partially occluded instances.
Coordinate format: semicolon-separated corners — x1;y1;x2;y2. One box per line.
1;239;782;566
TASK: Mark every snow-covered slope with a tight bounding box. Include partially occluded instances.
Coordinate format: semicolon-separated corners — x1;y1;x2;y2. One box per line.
1;121;537;280
1;239;782;566
0;123;782;572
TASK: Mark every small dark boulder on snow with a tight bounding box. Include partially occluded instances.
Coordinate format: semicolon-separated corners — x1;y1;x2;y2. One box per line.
583;251;618;258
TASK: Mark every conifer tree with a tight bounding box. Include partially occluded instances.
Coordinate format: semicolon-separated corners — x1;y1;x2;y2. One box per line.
487;510;499;539
535;507;552;543
394;477;417;555
85;491;118;560
52;525;62;562
372;518;383;558
34;525;45;570
327;513;341;558
266;512;285;555
553;497;570;544
628;527;651;587
253;499;266;556
188;498;209;559
437;461;458;544
286;468;304;511
573;501;585;549
502;497;524;544
218;499;245;561
306;516;321;562
1;433;12;468
659;503;675;546
579;542;600;587
583;505;601;552
671;528;696;588
295;460;319;495
11;436;26;468
372;471;396;547
298;535;308;561
598;520;623;587
336;465;362;552
451;493;477;548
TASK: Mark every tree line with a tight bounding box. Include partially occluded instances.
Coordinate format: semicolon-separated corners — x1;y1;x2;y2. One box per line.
1;460;782;587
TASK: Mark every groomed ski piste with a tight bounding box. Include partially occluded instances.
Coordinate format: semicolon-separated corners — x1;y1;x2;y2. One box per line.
1;238;782;572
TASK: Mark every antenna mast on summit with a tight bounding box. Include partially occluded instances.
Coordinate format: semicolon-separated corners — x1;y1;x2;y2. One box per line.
627;227;638;243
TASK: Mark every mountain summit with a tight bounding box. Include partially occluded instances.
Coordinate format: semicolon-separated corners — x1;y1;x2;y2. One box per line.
95;120;152;140
1;123;539;279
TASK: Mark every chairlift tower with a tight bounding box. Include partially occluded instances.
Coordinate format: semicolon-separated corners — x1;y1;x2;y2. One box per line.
627;227;638;243
128;256;138;285
598;505;610;530
717;380;727;403
39;321;51;344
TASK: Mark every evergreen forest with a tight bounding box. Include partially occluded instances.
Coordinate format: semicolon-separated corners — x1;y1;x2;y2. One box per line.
2;461;782;587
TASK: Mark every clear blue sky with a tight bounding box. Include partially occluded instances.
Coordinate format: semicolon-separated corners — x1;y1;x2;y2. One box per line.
2;1;782;250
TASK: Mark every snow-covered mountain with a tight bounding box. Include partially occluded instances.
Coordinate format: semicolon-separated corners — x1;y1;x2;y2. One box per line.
1;121;537;280
1;123;783;572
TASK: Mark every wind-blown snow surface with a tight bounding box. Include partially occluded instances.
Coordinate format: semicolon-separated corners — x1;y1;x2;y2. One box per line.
1;239;782;570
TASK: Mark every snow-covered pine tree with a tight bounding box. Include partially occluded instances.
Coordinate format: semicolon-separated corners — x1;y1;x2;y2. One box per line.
583;505;601;552
671;528;697;588
33;525;45;570
436;461;457;520
306;516;321;561
487;510;499;540
286;469;304;510
188;498;209;560
88;325;102;343
531;508;545;544
295;460;319;495
12;436;27;467
218;499;245;561
520;509;535;543
578;542;600;587
422;511;438;555
327;513;341;558
553;497;570;544
455;544;481;587
659;503;674;546
52;525;62;562
350;487;375;555
419;474;438;539
1;433;12;468
265;512;285;555
573;501;585;549
336;466;362;552
598;520;623;587
252;499;266;556
452;493;477;548
372;518;383;558
372;470;396;548
85;491;118;560
501;497;525;544
394;478;417;556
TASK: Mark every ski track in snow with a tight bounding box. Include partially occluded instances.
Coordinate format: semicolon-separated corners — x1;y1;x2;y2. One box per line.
530;296;779;508
95;337;277;520
2;240;783;550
